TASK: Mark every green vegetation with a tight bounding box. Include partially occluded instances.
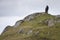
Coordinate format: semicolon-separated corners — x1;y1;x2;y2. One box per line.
0;12;60;40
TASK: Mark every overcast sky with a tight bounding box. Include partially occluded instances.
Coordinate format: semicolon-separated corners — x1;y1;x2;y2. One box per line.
0;0;60;34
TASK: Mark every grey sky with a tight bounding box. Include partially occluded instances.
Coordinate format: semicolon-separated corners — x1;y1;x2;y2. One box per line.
0;0;60;34
0;0;60;17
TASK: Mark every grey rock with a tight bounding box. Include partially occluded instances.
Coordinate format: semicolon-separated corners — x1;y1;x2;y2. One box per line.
1;25;11;35
56;15;60;18
18;29;24;34
55;20;60;23
14;20;24;27
24;15;34;21
54;15;60;23
48;19;55;27
45;19;55;27
26;30;33;35
24;13;42;21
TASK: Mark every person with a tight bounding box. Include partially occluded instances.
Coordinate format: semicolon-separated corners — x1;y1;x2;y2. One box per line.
45;5;49;13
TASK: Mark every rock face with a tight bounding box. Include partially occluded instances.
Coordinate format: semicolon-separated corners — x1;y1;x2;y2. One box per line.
18;28;24;34
45;18;60;27
14;20;24;27
44;19;55;27
1;26;11;35
47;19;55;27
24;12;44;21
55;15;60;23
26;30;33;35
24;14;36;21
55;20;60;23
56;15;60;18
24;15;34;21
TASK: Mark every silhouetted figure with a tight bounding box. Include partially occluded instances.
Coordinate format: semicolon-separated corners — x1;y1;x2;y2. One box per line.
45;5;49;13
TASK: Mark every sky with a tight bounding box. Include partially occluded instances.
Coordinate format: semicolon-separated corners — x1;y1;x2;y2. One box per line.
0;0;60;34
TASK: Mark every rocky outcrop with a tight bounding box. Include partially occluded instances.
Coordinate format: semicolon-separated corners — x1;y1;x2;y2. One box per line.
44;18;60;27
26;30;33;35
44;19;55;27
47;19;55;27
55;20;60;23
55;15;60;23
24;12;45;21
56;15;60;18
24;14;36;21
18;28;24;34
2;12;60;35
14;20;24;27
1;25;12;35
1;12;60;40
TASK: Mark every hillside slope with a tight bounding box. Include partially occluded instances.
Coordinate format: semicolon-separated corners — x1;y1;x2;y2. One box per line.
0;12;60;40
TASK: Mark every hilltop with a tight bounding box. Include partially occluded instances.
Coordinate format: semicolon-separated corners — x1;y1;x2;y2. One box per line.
0;12;60;40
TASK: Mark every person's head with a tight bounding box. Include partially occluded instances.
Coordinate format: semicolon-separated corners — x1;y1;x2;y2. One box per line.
46;5;48;7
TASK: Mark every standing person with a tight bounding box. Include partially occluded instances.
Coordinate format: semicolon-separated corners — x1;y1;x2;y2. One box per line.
45;5;49;13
